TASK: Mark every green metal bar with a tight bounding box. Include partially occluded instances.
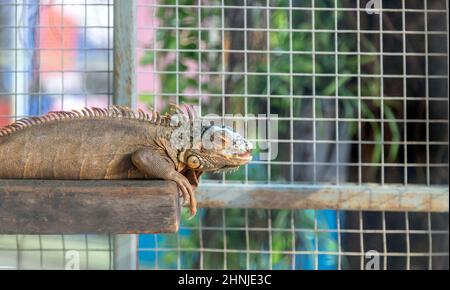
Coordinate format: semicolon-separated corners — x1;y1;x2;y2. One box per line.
113;0;137;109
112;0;138;270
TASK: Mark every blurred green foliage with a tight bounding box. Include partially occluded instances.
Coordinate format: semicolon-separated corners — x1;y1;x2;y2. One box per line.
139;0;401;269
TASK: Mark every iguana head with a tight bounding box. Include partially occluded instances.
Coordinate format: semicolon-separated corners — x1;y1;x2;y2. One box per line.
179;125;253;173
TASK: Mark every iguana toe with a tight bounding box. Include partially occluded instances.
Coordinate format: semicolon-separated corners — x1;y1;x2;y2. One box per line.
171;174;197;218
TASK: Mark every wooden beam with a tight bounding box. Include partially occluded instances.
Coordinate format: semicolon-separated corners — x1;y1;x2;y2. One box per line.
196;184;449;212
0;180;180;234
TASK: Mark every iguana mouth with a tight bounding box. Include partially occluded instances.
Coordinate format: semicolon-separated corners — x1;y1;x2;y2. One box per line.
236;151;252;161
221;137;253;163
224;150;253;165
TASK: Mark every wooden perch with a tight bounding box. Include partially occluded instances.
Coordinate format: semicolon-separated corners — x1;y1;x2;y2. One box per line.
0;180;180;234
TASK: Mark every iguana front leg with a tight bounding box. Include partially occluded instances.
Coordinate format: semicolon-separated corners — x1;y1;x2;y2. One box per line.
131;148;197;217
182;169;203;189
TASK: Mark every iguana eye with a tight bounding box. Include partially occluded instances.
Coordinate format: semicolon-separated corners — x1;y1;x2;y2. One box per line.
187;155;201;169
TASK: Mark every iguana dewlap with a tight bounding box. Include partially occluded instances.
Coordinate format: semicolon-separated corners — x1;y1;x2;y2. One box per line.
0;105;253;217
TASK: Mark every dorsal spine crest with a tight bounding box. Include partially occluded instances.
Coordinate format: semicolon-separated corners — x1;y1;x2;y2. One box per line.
0;105;193;137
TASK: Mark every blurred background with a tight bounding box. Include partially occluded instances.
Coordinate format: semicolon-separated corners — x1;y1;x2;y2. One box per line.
0;0;448;270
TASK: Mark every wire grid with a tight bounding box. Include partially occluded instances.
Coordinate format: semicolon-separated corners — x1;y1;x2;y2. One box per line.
0;235;114;270
138;209;449;270
136;0;449;186
0;0;448;270
135;0;449;270
0;0;114;270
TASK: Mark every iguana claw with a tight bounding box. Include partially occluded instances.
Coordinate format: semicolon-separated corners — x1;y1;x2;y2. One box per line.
172;174;197;218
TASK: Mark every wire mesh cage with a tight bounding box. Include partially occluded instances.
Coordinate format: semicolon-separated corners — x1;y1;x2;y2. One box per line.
0;0;115;270
135;0;449;270
0;0;448;270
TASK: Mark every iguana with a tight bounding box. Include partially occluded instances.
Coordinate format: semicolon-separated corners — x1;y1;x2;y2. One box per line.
0;105;253;217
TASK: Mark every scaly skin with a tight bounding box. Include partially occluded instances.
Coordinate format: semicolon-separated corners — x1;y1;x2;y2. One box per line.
0;105;253;217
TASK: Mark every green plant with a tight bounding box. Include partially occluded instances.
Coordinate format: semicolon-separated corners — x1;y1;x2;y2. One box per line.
139;0;402;269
